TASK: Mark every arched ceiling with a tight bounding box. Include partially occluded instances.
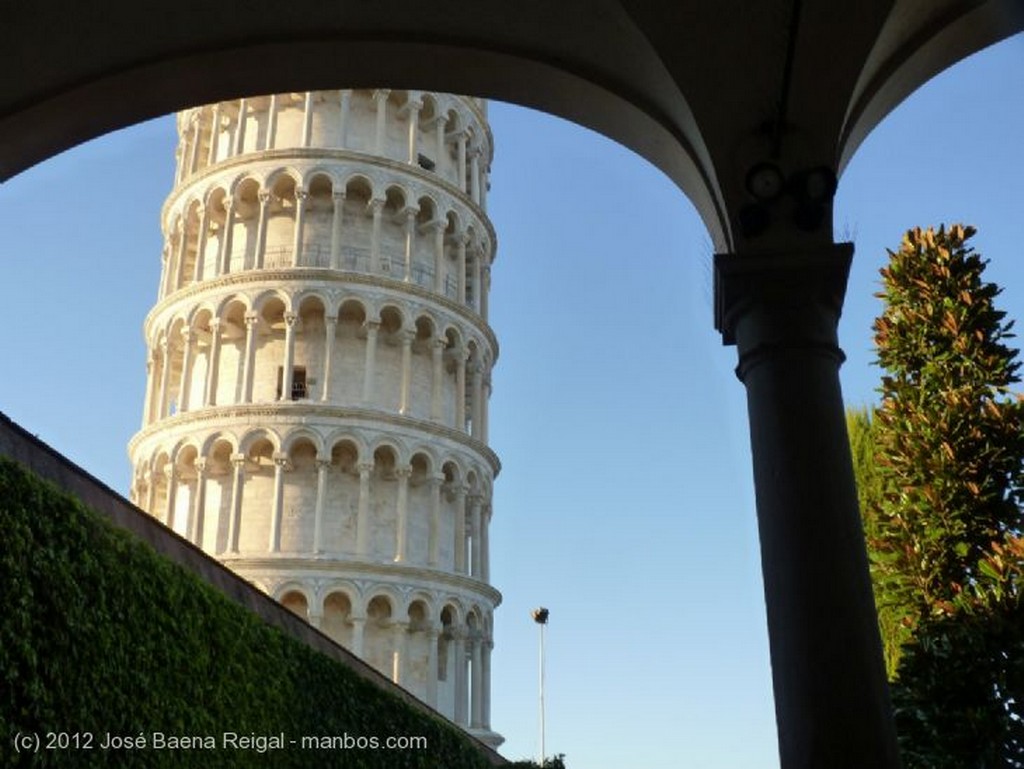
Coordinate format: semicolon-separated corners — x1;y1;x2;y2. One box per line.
2;0;1021;252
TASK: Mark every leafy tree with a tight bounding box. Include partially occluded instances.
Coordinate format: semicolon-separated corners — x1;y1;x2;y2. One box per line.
853;224;1024;766
846;406;911;678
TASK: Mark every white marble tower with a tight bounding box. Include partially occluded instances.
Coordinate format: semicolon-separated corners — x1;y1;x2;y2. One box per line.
128;89;501;746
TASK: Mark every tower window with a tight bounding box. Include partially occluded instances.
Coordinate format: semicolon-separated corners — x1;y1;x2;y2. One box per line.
417;153;435;171
276;366;308;400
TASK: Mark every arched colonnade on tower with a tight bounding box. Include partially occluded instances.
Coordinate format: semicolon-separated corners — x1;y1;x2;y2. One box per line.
271;582;493;730
141;290;494;438
175;90;490;203
131;425;494;578
160;162;494;315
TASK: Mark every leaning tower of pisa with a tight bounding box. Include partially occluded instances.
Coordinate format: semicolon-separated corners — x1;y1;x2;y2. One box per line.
127;90;500;746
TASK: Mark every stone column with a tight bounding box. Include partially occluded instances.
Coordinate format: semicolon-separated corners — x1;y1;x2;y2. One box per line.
368;199;384;274
432;221;446;293
338;90;351;147
469;494;482;578
159;246;171;298
456;132;467;193
481;502;491;582
481;369;491;443
189;458;207;546
233;98;247;155
482;638;492;728
398;330;414;415
330;191;345;269
361;320;380;405
455;347;468;431
292;188;308;267
471;247;483;314
453;628;467;725
188;115;200;173
469;148;480;204
456;233;467;304
254;191;271;269
434;116;447;173
301;91;314;147
173;218;188;290
280;311;297;400
480;262;491;321
241;312;259;403
714;244;900;768
265;94;278;150
313;457;330;553
430;337;445;421
226;453;246;553
351;614;366;656
373;89;390;155
471;362;484;439
177;329;195;412
192;205;209;283
144;467;156;514
218;198;236;275
393;464;412;562
355;462;373;557
406;98;422;163
141;352;155;427
321;316;337;402
470;634;483;727
269;451;289;552
426;625;440;707
402;208;416;281
453;484;467;574
203;319;222;406
392;620;408;685
206;103;220;165
163;462;178;528
428;473;444;568
157;339;172;419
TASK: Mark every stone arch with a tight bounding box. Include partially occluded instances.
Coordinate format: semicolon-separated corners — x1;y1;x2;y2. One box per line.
321;589;355;649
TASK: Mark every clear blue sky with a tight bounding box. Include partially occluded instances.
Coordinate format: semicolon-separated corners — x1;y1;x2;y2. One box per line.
1;33;1021;769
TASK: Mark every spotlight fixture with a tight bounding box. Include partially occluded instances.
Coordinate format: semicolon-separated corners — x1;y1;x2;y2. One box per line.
789;165;837;203
744;161;785;202
532;607;549;624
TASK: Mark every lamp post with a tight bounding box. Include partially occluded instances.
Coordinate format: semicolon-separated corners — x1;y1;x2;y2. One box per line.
531;607;549;767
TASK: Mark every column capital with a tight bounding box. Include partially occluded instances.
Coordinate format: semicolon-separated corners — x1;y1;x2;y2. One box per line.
258;190;272;205
713;244;852;378
222;195;235;212
283;311;298;327
325;315;338;326
357;461;375;476
244;312;260;328
398;328;416;345
395;464;413;480
230;452;246;467
208;318;222;332
331;190;346;203
272;452;291;470
372;88;391;102
193;457;208;477
368;197;385;213
294;187;309;202
315;457;332;471
432;336;447;351
179;327;195;344
429;472;446;487
363;319;381;334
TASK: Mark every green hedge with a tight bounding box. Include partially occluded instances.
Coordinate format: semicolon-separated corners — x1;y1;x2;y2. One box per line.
0;457;497;768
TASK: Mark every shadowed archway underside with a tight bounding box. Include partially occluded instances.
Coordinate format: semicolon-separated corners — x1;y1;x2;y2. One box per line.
2;1;1021;252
